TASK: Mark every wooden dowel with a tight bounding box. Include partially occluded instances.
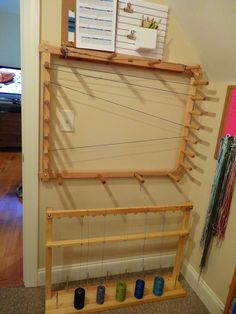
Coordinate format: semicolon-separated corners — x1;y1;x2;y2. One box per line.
46;202;193;218
168;172;180;182
39;43;188;73
98;174;106;184
47;229;189;248
181;150;195;158
134;172;144;184
61;44;69;56
43;141;49;154
191;95;206;101
53;170;170;179
43;155;49;171
44;123;50;138
193;80;209;86
179;162;192;171
107;52;117;60
148;59;161;66
189;110;203;116
185;124;200;130
184;137;198;144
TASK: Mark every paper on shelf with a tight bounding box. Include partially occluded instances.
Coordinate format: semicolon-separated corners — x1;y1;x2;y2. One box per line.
76;0;118;52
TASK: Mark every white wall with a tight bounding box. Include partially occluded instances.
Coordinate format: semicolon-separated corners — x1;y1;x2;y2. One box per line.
0;11;20;68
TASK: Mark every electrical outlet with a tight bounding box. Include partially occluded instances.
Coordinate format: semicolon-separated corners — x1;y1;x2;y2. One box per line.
59;109;75;132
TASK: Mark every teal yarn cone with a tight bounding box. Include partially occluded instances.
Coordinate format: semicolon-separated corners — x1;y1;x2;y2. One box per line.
153;276;164;296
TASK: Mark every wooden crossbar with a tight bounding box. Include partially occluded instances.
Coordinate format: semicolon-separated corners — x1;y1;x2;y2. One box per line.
47;229;189;248
39;43;196;73
46;202;193;218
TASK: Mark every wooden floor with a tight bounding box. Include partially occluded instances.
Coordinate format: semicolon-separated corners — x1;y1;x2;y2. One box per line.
0;152;23;288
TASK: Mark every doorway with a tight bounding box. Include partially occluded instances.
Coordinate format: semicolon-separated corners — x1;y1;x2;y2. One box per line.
0;0;22;287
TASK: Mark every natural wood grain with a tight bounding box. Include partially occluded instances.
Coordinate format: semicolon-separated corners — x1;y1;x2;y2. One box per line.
46;201;193;218
47;229;189;248
0;152;23;287
45;274;186;313
39;43;194;73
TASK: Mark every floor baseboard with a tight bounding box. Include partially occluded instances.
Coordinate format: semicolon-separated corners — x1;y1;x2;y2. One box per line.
38;255;225;314
38;252;175;286
182;261;224;314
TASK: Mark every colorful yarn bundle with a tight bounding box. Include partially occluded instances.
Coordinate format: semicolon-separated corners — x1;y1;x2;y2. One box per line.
134;279;145;299
74;287;85;310
153;276;165;296
200;136;236;270
96;285;105;305
116;281;127;302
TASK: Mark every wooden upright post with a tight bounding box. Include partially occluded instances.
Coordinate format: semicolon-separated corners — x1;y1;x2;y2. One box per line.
45;212;53;299
41;46;51;181
172;210;190;284
176;76;198;175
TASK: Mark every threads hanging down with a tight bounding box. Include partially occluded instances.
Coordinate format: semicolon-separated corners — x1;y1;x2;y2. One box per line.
200;136;236;270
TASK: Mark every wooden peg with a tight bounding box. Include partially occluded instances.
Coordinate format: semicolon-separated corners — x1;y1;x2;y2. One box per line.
189;110;203;116
43;141;49;154
181;150;195;158
193;80;209;86
184;137;198;144
168;172;180;182
44;100;50;106
44;123;50;138
134;172;144;184
98;174;106;184
179;162;192;171
57;174;63;185
44;62;50;69
185;124;200;130
107;52;117;60
61;43;69;57
148;59;161;66
191;95;206;101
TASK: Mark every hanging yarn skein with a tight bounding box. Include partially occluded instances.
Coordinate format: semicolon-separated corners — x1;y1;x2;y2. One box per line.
200;136;236;270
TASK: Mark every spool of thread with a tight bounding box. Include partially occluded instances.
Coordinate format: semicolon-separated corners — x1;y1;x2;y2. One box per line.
116;281;127;302
74;287;85;310
134;279;145;299
153;276;165;296
96;285;105;305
